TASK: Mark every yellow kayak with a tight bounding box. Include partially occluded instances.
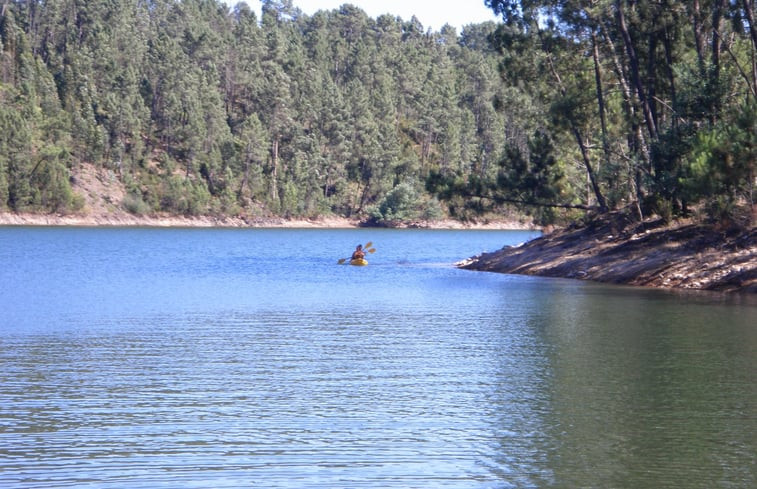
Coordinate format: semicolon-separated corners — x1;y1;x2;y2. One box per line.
349;258;368;266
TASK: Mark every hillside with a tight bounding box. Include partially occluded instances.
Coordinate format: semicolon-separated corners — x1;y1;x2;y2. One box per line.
2;1;755;252
0;163;349;227
0;163;529;229
0;1;519;223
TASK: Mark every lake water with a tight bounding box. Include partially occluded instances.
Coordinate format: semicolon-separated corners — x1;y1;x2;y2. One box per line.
1;226;756;488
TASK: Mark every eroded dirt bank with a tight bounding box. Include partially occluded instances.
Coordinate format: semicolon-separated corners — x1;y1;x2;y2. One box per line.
458;212;756;293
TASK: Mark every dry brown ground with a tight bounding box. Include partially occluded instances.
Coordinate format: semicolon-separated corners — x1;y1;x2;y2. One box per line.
458;211;757;293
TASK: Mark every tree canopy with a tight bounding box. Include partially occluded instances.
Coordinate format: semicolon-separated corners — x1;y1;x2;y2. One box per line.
480;0;756;225
0;0;515;222
1;1;754;226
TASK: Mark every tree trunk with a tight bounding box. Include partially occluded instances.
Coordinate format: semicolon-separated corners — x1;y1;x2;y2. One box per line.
662;26;677;125
691;0;706;70
571;126;608;212
592;33;611;171
712;0;725;81
741;0;757;98
709;0;729;123
600;19;651;168
615;1;658;141
271;138;279;201
545;51;609;212
239;142;252;200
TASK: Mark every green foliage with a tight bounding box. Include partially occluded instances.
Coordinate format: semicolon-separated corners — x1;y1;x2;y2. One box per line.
680;103;756;224
29;149;74;212
497;130;563;202
157;176;211;216
484;0;757;226
496;130;565;224
122;192;151;216
3;0;754;227
1;0;525;223
370;182;420;223
0;158;8;210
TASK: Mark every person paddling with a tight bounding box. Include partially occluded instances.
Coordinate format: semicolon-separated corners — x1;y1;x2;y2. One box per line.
338;242;373;265
351;244;365;261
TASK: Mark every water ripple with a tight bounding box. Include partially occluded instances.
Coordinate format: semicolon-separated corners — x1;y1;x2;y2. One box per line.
2;228;755;488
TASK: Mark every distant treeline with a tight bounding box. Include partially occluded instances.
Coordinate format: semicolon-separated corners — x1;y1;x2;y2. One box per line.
0;0;516;223
0;1;755;226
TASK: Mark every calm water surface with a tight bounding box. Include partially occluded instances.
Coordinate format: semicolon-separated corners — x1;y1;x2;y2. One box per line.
1;227;755;488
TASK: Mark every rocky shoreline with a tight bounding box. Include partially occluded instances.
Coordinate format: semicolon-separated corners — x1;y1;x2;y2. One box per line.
458;212;756;294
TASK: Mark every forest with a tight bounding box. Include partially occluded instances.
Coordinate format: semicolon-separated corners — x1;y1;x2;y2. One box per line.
0;0;755;226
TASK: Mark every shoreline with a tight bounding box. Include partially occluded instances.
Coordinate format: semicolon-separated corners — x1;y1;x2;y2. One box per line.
0;211;535;230
5;210;754;294
458;212;756;294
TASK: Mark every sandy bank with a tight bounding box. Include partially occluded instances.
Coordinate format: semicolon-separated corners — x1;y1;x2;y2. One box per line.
0;211;532;230
458;212;756;293
0;211;361;228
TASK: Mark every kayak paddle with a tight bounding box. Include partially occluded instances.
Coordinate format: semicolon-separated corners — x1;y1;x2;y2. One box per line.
338;242;376;264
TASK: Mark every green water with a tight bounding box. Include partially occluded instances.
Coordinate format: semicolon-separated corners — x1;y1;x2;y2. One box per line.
1;227;755;488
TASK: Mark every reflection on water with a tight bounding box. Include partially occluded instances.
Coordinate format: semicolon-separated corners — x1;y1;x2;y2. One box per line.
535;285;757;488
0;227;755;488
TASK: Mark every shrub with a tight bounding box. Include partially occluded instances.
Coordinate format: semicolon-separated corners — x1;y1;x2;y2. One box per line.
371;182;421;224
123;192;151;215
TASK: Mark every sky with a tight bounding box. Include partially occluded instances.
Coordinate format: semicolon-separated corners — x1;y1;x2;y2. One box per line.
229;1;501;32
